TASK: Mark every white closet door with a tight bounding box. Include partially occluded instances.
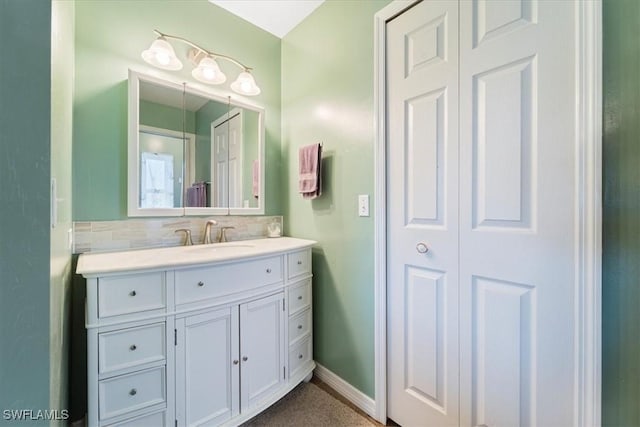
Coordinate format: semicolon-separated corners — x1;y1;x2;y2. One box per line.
213;121;229;208
227;112;243;208
459;1;577;426
386;1;460;425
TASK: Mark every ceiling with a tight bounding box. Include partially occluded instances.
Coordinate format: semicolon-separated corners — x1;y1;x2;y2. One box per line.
209;0;325;38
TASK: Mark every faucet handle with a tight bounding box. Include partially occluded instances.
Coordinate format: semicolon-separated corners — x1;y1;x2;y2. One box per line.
175;229;193;246
218;226;235;243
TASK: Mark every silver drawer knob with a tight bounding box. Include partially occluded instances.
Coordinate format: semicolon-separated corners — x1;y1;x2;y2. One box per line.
129;388;137;396
198;281;204;287
298;354;303;359
129;290;136;297
266;268;272;273
297;295;303;300
233;360;239;365
297;260;302;265
242;356;248;362
297;324;303;330
129;345;137;351
416;242;429;254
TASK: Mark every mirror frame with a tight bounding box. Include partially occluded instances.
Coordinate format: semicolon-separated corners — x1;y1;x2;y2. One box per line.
127;69;265;217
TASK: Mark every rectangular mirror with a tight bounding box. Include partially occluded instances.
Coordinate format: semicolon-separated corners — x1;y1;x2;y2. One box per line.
128;70;265;217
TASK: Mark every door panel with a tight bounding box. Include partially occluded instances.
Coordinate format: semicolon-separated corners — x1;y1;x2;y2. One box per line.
460;1;576;425
175;308;239;426
471;276;535;427
387;1;459;426
405;89;446;226
240;293;285;411
404;266;446;411
472;57;535;229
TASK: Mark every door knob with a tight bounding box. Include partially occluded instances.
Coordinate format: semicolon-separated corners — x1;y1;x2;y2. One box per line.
416;243;428;254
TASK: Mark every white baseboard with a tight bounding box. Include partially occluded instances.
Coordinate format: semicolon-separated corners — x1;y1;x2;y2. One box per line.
313;363;377;420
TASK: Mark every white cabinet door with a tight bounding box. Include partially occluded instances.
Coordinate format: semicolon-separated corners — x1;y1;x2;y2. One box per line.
175;307;239;427
239;292;285;411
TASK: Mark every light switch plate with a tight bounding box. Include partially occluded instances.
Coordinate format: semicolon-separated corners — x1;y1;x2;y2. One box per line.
358;194;369;217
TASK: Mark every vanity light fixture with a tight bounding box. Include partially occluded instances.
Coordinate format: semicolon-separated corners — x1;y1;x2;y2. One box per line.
141;29;261;96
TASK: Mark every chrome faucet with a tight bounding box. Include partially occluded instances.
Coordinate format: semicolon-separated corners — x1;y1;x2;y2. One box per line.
175;229;193;246
203;220;218;244
218;226;235;243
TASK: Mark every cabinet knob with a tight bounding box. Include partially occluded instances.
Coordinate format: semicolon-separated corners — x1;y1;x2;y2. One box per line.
297;324;303;330
297;295;303;300
266;268;272;274
197;281;204;287
242;356;248;362
298;354;303;360
129;388;137;396
129;290;136;297
297;260;303;265
129;345;137;351
233;360;239;365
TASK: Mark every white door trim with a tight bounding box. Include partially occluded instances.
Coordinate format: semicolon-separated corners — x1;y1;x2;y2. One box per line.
372;1;602;425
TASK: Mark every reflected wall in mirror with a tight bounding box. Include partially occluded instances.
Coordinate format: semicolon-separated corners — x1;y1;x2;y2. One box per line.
128;70;265;217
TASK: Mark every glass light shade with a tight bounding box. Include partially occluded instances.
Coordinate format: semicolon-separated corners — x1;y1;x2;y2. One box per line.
192;56;227;84
231;71;261;96
141;38;183;71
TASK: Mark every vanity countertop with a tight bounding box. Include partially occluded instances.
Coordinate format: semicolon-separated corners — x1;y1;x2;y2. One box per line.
76;237;316;277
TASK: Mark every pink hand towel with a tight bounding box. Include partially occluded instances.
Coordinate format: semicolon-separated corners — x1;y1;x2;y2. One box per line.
252;160;259;199
298;143;322;199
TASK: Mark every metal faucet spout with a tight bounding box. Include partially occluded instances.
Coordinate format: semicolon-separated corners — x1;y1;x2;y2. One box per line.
203;220;217;244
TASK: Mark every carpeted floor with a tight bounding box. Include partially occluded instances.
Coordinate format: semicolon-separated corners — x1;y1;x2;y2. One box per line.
242;382;377;427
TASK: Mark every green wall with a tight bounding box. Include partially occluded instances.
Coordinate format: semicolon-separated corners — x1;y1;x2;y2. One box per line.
140;100;196;134
602;0;640;424
73;0;282;220
281;0;390;398
50;0;74;421
0;0;52;418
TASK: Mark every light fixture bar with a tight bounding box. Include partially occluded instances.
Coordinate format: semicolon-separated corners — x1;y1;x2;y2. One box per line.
153;29;252;71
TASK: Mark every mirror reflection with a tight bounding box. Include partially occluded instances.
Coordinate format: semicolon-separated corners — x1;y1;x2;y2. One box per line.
187;93;261;210
131;71;264;216
138;80;189;209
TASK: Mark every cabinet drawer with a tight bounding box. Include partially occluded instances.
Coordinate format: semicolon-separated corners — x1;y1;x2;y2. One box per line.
288;308;311;345
104;410;165;427
99;366;166;421
289;337;312;378
175;256;283;306
288;279;311;316
99;323;166;375
98;272;165;318
287;249;311;280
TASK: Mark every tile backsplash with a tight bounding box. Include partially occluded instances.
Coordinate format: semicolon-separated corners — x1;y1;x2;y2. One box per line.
73;216;283;254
